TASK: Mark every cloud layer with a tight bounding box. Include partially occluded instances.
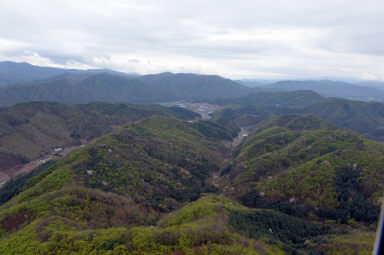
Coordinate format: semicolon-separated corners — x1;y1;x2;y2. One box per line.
0;0;383;80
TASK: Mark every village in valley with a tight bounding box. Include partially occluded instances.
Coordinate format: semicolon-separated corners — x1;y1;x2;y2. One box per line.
165;101;221;120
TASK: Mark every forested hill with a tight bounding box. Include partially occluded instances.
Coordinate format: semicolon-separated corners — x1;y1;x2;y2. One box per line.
138;72;252;100
0;113;380;254
0;102;199;172
209;90;325;107
223;114;384;226
209;90;384;141
0;72;254;107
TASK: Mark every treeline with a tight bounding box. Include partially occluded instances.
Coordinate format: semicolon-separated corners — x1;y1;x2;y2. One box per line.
229;209;330;252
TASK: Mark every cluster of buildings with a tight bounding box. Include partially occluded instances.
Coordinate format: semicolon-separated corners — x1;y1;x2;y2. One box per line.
167;101;220;120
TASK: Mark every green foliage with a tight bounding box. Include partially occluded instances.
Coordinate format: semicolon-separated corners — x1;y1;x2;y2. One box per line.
190;120;234;140
6;116;228;213
224;114;384;225
1;110;382;254
0;194;285;255
321;231;375;255
238;189;311;218
0;101;199;169
0;160;57;205
229;209;330;246
211;90;384;142
315;167;380;223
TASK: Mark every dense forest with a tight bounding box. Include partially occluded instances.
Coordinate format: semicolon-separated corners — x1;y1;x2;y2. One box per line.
0;111;381;254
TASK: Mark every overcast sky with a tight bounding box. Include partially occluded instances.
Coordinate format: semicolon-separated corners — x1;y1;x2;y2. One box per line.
0;0;383;80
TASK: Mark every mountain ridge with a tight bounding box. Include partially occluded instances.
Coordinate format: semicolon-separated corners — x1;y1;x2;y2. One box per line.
0;113;378;254
0;61;126;87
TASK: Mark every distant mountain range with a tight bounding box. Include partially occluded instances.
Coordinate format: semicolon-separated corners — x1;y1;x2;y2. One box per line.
209;90;384;141
0;61;384;106
1;61;384;106
0;61;127;87
0;70;253;107
259;80;384;101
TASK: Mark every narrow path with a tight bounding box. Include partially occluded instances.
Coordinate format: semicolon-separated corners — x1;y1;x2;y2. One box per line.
0;144;84;187
209;127;250;189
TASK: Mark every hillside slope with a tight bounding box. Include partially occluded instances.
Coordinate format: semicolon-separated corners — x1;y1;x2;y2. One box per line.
301;98;384;140
0;102;199;177
210;90;384;141
138;72;253;100
210;90;324;108
0;114;380;254
223;114;384;225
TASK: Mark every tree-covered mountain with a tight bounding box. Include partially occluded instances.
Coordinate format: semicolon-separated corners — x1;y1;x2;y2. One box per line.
301;98;384;141
209;90;384;141
2;61;384;103
0;61;125;87
262;80;384;102
138;72;253;101
223;115;383;224
0;101;199;175
210;90;324;108
0;113;380;254
0;72;254;107
0;74;148;106
1;64;384;253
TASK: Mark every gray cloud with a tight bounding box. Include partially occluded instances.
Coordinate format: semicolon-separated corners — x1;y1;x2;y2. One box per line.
0;0;383;80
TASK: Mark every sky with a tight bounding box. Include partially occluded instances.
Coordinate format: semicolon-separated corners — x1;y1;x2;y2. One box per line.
0;0;383;80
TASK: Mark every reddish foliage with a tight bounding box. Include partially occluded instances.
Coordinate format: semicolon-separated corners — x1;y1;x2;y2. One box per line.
2;208;37;231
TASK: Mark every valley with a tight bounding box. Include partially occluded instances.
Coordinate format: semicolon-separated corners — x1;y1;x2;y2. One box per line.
0;0;383;251
0;102;200;185
0;144;83;187
0;106;381;254
165;101;221;120
0;62;384;254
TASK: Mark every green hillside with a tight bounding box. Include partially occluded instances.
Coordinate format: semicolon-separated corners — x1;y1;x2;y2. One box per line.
0;116;229;211
0;113;381;254
0;194;290;254
0;102;199;172
302;98;384;141
224;114;383;224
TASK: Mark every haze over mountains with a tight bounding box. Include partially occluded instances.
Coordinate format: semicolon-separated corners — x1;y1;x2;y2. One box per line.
1;61;384;254
260;80;384;102
0;61;383;107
